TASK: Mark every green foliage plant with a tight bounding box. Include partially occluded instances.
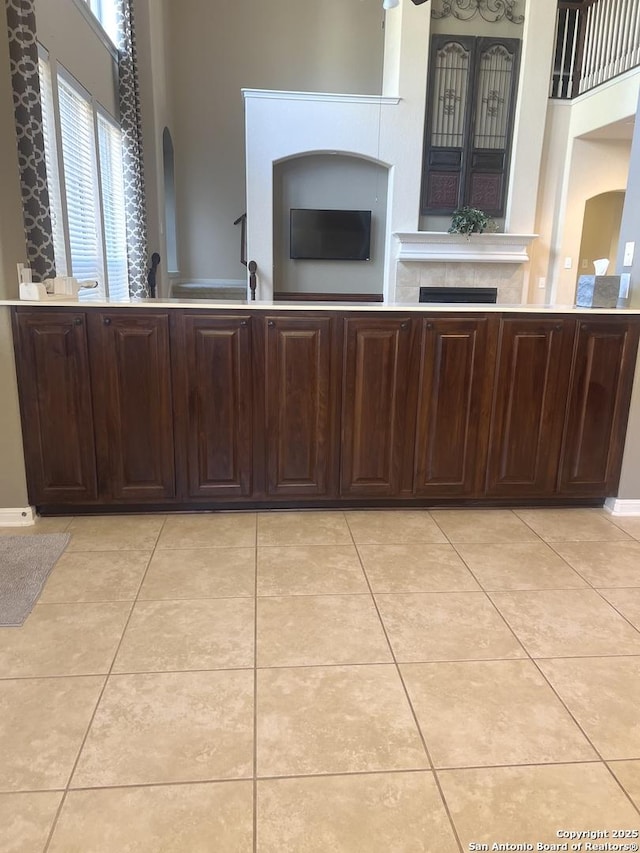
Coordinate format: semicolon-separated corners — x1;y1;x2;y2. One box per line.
448;206;496;239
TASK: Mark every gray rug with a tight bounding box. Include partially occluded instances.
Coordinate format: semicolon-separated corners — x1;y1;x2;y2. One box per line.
0;533;70;627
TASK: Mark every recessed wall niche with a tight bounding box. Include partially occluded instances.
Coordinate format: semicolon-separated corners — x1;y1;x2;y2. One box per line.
273;153;388;297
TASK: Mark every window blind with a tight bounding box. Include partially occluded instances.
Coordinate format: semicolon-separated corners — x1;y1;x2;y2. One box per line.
38;55;68;277
98;114;129;301
57;74;105;298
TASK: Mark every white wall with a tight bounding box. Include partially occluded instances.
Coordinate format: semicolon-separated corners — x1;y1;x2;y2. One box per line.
134;0;174;295
167;0;385;285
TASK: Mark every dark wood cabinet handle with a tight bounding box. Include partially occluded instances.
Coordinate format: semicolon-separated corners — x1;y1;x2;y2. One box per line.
73;317;82;326
582;324;589;331
401;322;409;330
555;324;562;331
104;318;111;326
425;322;434;330
240;320;248;327
268;320;275;327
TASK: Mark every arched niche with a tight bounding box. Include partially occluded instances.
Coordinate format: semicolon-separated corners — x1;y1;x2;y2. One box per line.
162;127;178;274
273;152;389;298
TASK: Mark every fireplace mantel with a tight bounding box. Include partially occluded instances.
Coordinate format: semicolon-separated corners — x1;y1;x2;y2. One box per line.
394;232;537;264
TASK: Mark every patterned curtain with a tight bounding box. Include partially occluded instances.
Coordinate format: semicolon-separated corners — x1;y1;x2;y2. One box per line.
5;0;56;281
117;0;149;298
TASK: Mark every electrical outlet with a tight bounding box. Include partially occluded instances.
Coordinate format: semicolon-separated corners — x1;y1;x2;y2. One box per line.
581;259;588;269
624;241;635;266
538;277;546;290
564;257;572;270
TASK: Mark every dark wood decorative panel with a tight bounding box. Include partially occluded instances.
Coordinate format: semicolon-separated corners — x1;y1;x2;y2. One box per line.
341;317;413;496
13;311;98;504
415;317;493;495
486;318;575;496
265;316;336;497
179;315;253;498
426;172;461;211
468;173;503;212
89;312;175;501
559;321;640;496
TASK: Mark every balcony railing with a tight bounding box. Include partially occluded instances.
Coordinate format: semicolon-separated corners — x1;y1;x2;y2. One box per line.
551;0;640;100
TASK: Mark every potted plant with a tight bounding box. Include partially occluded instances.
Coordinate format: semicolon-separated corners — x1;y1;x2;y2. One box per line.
448;206;496;239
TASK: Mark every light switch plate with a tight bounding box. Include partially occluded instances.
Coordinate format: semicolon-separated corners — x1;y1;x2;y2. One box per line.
624;241;635;266
564;257;573;269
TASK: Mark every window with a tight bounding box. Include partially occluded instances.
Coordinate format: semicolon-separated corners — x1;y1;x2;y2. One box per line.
420;35;521;217
39;53;129;300
80;0;119;46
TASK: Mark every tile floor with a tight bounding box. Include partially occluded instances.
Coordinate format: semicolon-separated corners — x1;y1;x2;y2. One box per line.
1;508;640;851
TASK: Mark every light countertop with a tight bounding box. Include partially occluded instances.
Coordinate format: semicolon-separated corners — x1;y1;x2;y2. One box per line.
1;297;639;315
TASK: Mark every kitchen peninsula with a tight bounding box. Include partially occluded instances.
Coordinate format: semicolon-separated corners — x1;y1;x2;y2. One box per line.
8;300;640;513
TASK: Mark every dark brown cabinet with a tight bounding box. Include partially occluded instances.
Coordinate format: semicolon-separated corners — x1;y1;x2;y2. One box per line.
88;312;176;502
12;307;640;510
341;317;414;496
175;314;253;499
414;316;495;496
12;311;98;505
486;317;575;497
263;316;339;497
559;319;640;496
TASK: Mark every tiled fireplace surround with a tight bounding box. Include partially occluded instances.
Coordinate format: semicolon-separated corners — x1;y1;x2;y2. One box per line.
396;261;526;305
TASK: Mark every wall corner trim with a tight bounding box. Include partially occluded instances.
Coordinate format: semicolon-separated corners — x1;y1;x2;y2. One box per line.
0;507;36;527
604;497;640;517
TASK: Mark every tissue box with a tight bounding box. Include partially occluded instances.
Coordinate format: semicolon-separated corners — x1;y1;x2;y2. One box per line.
576;275;620;309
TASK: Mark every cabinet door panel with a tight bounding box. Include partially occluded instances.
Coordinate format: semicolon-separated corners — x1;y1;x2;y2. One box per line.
90;312;175;501
180;315;253;498
415;317;492;495
486;318;574;496
341;318;413;496
265;316;336;496
13;311;97;504
560;321;640;496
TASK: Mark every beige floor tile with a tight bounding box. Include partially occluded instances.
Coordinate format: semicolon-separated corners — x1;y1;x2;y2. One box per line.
0;791;63;851
489;589;640;657
0;676;103;792
513;508;630;542
257;545;367;596
358;544;480;593
608;760;640;808
600;588;640;630
0;603;131;677
157;513;256;549
256;665;427;777
67;516;165;552
376;592;526;662
401;660;596;768
48;782;253;853
552;541;640;587
608;516;640;540
257;772;458;853
257;595;390;667
72;670;253;787
0;516;72;536
345;511;447;545
257;512;351;546
440;763;640;846
456;542;587;590
429;510;539;544
139;547;255;599
113;599;254;672
40;551;151;603
538;657;640;760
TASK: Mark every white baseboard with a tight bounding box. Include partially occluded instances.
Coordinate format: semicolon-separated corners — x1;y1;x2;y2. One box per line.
604;498;640;517
0;507;36;526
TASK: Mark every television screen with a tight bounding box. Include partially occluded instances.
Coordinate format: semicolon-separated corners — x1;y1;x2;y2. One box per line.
290;209;371;261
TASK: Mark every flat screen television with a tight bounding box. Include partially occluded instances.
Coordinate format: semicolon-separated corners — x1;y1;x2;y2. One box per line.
290;209;371;261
